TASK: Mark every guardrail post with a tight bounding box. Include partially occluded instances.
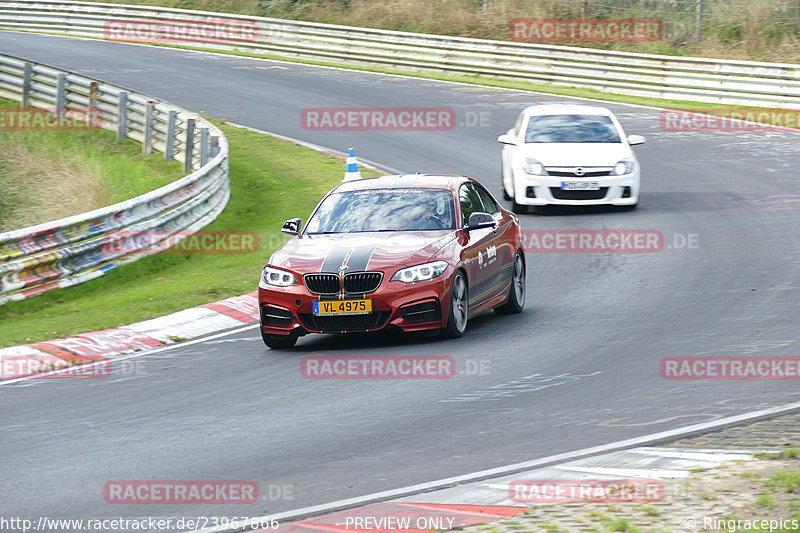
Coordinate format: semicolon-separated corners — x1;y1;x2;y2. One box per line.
117;92;128;140
210;135;220;157
88;81;98;110
164;110;177;161
143;101;155;154
183;118;196;173
200;127;209;167
21;63;33;108
695;0;704;41
55;73;66;113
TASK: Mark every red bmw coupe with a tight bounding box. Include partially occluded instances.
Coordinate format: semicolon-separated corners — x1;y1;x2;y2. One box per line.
258;174;525;348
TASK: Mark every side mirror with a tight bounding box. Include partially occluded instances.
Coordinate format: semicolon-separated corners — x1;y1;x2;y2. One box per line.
464;212;496;231
627;135;646;146
281;218;301;235
497;134;517;145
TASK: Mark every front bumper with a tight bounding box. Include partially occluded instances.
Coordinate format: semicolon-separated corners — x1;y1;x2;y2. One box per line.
514;173;639;206
259;275;452;337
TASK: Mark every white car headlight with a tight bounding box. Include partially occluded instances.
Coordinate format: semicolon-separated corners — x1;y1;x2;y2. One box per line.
262;265;297;287
611;159;635;176
391;261;448;283
523;158;548;176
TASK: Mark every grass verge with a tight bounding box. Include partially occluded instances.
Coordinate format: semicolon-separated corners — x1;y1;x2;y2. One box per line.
0;97;182;231
0;119;379;347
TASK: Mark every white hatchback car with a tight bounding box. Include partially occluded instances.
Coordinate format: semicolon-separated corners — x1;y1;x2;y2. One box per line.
498;104;646;213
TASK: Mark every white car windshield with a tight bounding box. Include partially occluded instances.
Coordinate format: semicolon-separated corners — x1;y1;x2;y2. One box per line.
306;188;457;233
525;114;621;143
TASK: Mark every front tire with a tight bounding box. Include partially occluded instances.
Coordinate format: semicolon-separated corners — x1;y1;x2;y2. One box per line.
511;200;529;214
261;330;298;349
441;271;468;338
495;253;526;314
501;168;512;201
506;174;528;213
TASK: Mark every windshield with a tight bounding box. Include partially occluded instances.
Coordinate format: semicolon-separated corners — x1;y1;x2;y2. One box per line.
525;114;621;143
306;188;457;233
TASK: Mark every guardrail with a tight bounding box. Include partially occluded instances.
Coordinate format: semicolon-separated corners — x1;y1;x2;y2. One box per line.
0;52;230;305
1;1;799;108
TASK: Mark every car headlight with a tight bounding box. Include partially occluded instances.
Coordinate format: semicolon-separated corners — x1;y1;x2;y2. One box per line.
523;158;548;176
262;265;297;287
391;261;449;283
611;159;635;176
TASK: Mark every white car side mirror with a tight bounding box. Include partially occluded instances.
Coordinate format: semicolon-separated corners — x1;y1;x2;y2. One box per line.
497;134;517;145
627;135;646;146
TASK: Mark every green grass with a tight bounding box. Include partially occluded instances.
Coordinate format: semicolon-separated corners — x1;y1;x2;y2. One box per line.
0;101;182;200
0;97;182;231
755;452;784;460
640;505;660;517
0;119;379;347
766;471;800;494
756;490;776;508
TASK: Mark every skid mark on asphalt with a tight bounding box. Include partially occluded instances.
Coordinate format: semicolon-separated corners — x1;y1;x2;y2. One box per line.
203;336;262;344
437;371;602;403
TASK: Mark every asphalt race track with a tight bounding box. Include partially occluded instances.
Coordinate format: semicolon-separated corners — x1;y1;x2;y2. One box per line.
1;32;799;524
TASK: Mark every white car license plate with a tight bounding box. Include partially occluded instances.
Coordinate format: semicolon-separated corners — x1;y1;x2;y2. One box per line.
561;181;600;190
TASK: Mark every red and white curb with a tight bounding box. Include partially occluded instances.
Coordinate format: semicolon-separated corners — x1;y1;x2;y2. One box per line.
0;291;259;380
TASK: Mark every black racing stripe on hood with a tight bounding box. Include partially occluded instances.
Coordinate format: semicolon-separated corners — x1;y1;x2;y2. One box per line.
346;244;376;272
320;245;352;273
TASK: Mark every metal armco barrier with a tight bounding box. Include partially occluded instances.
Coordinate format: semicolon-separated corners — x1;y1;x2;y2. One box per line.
0;52;230;304
0;1;799;107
